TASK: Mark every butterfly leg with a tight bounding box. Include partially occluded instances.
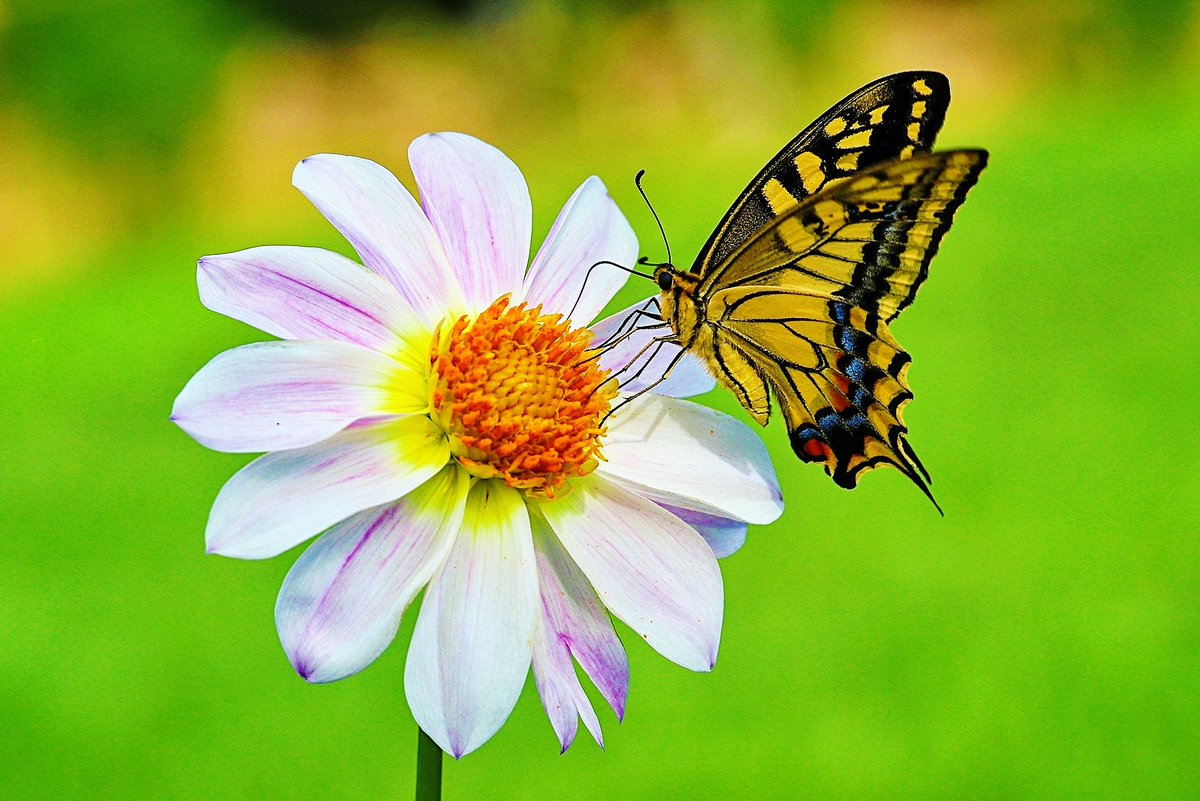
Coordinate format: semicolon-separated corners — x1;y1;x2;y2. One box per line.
577;298;666;368
598;331;676;389
599;341;692;426
591;309;666;353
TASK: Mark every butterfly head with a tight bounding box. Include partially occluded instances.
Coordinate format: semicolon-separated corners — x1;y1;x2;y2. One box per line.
643;260;702;344
639;255;689;293
654;264;675;291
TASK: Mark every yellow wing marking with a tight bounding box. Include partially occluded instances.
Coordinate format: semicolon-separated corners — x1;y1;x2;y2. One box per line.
793;151;826;195
836;129;873;149
824;117;848;136
762;178;799;215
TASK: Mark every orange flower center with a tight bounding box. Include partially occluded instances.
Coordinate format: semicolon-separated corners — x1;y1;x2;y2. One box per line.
429;297;616;498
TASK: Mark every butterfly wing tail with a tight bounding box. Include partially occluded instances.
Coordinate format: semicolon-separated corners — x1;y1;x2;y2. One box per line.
775;361;941;513
711;285;943;510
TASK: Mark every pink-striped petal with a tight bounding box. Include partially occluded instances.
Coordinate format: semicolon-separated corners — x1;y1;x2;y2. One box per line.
532;612;602;753
598;394;782;525
658;503;748;559
205;416;449;559
589;300;716;397
275;466;470;683
172;340;425;454
523;177;637;325
292;154;464;326
196;246;420;354
530;517;629;751
409;133;531;312
541;475;723;672
405;481;538;758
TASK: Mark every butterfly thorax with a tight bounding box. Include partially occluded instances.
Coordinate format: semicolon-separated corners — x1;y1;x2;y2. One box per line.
654;265;704;348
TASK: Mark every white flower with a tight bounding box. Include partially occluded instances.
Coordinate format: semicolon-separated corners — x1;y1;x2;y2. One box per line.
172;133;782;757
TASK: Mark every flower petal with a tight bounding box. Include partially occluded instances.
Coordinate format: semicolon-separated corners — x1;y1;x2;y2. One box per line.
658;503;748;559
530;516;629;751
598;394;783;524
409;133;531;312
206;416;449;559
172;340;424;453
589;300;716;397
523;177;637;325
531;612;601;753
196;246;422;354
541;475;723;672
292;154;464;326
275;465;470;683
405;481;538;758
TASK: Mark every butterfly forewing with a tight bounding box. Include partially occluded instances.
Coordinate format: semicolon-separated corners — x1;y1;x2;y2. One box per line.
691;72;951;276
703;149;988;321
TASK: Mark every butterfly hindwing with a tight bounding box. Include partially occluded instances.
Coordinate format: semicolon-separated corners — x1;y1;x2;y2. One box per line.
692;72;951;276
706;286;931;499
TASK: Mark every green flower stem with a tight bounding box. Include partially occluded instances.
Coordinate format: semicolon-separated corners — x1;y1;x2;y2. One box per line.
415;726;443;801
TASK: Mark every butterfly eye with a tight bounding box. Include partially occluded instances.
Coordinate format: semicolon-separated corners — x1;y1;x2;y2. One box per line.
656;270;674;291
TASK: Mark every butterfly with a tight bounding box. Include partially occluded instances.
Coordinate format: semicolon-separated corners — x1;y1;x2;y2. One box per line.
644;71;987;509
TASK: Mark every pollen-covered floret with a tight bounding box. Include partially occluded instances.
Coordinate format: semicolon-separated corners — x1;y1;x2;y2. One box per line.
429;297;616;497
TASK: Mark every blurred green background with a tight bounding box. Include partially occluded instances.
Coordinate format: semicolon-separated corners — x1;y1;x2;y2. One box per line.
2;0;1197;798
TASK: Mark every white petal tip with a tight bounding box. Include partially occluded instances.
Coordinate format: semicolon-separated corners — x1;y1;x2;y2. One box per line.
291;154;328;184
204;538;262;560
293;658;337;684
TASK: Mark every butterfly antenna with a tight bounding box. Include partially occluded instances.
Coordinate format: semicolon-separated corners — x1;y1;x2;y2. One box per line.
565;259;657;322
635;169;672;267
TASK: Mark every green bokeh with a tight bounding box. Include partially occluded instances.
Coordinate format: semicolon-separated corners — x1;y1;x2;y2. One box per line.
2;3;1198;800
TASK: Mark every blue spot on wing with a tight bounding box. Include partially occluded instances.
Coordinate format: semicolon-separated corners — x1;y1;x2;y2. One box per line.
839;327;856;352
793;427;818;442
